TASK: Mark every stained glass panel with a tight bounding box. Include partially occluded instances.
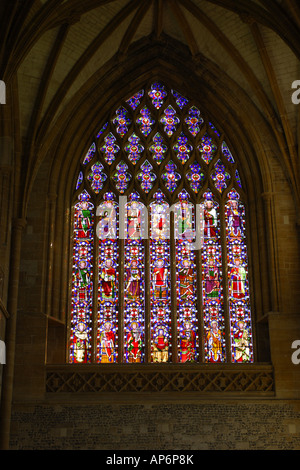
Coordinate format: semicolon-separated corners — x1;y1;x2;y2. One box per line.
70;81;255;366
150;190;171;363
173;132;193;164
171;89;189;109
160;106;180;136
202;190;226;362
199;133;217;165
113;106;131;137
76;171;83;190
162;161;181;193
225;189;253;362
99;132;120;165
97;192;119;363
97;122;108;138
175;191;199;363
124;193;146;363
148;82;167;109
137;160;156;193
83;142;96;165
112;161;132;194
186;162;205;194
211;160;231;193
125;133;144;165
70;191;94;363
136;106;155;137
185;106;203;137
222;141;235;163
87;162;107;194
126;90;144;110
149;133;167;165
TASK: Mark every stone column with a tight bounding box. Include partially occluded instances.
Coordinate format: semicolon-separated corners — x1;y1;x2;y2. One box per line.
0;217;26;450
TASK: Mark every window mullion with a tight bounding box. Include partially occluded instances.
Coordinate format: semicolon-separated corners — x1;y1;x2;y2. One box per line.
144;237;151;363
220;200;232;363
92;205;99;363
195;238;204;363
118;238;125;363
170;211;178;363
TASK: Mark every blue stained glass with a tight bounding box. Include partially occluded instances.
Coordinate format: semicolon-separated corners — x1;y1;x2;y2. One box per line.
171;89;189;109
137;160;156;193
112;161;132;194
186;162;205;193
173;132;193;164
97;122;108;138
185;106;203;137
149;133;167;165
211;160;231;193
136;106;155;136
83;142;96;165
125;133;144;165
199;133;217;164
113;107;131;137
87;162;107;194
126;90;144;110
162;161;181;193
235;169;242;188
209;122;220;137
160;106;180;136
148;82;167;109
99;132;120;165
76;171;83;190
222;141;235;163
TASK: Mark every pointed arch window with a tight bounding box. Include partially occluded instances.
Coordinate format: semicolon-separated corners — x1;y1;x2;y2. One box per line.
69;82;254;364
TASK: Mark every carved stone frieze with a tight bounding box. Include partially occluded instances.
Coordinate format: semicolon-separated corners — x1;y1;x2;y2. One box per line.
46;364;274;395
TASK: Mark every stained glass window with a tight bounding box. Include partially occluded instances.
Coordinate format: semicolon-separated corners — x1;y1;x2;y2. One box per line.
69;82;254;364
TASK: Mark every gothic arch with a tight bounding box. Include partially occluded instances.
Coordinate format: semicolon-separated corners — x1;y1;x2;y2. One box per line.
29;41;282;365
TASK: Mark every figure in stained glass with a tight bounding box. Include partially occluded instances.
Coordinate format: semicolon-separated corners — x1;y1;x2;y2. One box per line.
126;321;143;363
77;201;93;238
203;199;217;239
71;322;90;363
233;320;250;362
152;325;169;363
99;321;115;363
152;258;168;301
127;200;141;239
125;259;142;301
98;207;116;240
100;258;116;301
206;320;223;363
204;257;220;299
229;258;246;299
150;193;169;239
175;201;194;240
179;321;196;363
178;258;194;301
74;259;92;302
227;199;243;239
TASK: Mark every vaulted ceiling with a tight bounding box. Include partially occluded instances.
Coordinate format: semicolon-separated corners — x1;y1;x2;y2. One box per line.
1;0;300;209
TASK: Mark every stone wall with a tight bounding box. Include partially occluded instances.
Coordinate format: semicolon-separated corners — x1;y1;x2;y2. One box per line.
9;401;300;450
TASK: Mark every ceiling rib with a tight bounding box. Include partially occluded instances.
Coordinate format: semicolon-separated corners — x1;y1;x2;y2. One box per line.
118;0;153;56
36;0;142;145
167;0;199;57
